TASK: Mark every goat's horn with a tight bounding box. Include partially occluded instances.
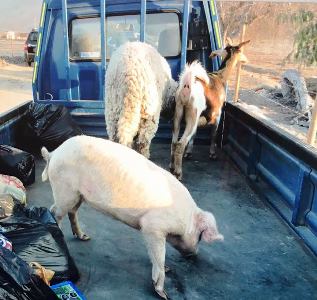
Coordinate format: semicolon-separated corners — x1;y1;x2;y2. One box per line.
238;40;251;48
225;37;233;46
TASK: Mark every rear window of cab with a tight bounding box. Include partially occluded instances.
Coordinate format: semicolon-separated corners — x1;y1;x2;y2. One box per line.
70;12;181;61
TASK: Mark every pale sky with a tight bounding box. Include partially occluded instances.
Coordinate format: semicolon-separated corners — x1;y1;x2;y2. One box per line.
0;0;42;32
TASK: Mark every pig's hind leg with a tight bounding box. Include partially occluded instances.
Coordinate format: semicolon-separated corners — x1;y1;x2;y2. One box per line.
50;183;90;241
68;197;90;241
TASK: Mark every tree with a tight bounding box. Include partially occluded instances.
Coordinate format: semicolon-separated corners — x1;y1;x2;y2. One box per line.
279;10;317;66
217;2;273;43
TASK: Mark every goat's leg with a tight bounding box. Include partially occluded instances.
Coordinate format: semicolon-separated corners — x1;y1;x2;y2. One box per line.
209;124;218;159
142;232;168;299
184;115;209;159
209;112;222;160
173;107;201;180
184;135;195;159
170;102;184;173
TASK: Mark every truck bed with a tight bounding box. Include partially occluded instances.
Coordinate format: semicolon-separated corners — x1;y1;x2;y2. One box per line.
27;144;317;300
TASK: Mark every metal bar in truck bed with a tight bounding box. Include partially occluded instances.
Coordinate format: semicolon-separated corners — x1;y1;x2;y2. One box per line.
140;0;146;42
62;0;71;100
100;0;106;101
180;0;190;72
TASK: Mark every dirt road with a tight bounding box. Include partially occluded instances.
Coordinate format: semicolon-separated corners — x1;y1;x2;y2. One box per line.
0;62;33;114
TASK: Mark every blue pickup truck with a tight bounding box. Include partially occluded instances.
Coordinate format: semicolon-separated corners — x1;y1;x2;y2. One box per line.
1;0;316;299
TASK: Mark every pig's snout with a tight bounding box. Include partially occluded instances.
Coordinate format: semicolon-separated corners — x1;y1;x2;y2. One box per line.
167;234;198;257
182;249;198;259
176;245;198;258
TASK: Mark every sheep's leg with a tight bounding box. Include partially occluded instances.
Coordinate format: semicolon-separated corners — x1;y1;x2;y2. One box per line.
173;107;201;180
142;232;168;299
170;102;184;173
134;116;158;159
198;115;208;127
68;198;90;241
117;94;142;149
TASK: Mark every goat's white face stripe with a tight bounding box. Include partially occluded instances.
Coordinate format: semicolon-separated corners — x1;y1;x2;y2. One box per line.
210;49;227;58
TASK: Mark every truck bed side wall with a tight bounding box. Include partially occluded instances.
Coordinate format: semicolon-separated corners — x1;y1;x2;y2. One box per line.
223;102;317;255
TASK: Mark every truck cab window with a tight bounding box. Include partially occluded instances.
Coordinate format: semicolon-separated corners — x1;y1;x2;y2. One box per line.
70;12;180;60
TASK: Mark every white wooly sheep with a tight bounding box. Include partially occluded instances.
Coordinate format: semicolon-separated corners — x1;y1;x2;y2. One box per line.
41;135;223;299
105;41;178;158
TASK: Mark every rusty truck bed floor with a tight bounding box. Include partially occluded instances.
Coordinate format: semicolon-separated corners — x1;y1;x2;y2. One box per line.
27;144;317;300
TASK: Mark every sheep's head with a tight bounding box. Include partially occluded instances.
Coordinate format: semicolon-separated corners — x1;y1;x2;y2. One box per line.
210;39;250;68
167;210;223;257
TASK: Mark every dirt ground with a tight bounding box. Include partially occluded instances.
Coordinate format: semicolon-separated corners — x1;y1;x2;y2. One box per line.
223;8;317;149
228;89;313;145
0;60;33;114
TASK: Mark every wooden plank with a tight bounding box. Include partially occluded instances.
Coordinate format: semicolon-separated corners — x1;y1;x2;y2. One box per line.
233;23;246;102
307;94;317;145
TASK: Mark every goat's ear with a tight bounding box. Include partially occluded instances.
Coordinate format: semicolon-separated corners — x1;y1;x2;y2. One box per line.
196;211;224;243
209;49;227;58
238;40;251;48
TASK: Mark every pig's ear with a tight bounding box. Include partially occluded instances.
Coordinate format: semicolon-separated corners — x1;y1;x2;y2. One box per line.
197;211;224;243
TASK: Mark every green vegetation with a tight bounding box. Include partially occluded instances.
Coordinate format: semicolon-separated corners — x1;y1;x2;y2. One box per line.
279;10;317;66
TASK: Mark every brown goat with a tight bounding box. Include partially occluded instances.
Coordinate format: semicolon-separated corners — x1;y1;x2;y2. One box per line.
170;40;250;180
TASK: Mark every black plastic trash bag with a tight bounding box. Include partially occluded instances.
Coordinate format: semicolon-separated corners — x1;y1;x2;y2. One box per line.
0;145;35;186
0;247;59;300
0;206;79;284
24;103;82;152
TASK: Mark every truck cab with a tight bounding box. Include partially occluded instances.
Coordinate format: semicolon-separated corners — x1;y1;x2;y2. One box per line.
32;0;221;137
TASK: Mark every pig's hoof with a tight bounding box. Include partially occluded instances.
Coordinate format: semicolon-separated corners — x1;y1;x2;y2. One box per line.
75;233;91;241
155;288;169;300
164;265;171;273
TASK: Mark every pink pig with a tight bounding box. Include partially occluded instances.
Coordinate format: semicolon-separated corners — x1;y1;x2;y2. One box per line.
42;135;223;299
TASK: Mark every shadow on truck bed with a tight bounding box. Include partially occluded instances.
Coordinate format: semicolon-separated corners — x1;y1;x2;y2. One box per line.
26;144;317;299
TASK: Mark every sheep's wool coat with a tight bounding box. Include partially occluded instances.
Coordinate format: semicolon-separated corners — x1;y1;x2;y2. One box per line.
105;42;174;147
